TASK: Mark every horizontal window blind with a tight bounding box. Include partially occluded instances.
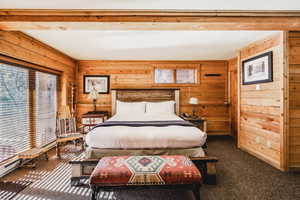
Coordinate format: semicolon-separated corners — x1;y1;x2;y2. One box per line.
0;63;30;162
35;71;57;147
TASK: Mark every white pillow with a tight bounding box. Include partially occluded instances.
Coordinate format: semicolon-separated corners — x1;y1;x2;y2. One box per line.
146;101;175;115
116;101;145;115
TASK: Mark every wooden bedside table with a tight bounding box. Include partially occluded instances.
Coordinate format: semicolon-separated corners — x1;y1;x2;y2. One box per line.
81;111;109;133
180;115;207;132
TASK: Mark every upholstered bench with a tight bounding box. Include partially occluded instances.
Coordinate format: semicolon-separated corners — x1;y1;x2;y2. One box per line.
89;155;202;200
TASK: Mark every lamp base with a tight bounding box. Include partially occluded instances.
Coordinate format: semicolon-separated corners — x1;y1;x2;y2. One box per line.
192;106;197;117
93;99;97;112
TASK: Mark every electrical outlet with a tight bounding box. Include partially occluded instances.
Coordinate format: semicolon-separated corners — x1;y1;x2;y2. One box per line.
267;141;272;148
256;84;261;90
255;136;261;144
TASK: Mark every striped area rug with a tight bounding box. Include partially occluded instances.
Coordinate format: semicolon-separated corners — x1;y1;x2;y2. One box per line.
10;154;95;200
2;151;193;200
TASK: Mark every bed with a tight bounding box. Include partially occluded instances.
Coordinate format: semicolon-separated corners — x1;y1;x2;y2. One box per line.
85;88;206;158
70;88;217;186
85;113;207;158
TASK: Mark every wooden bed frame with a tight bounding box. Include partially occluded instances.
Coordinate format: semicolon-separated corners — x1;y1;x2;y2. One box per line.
69;88;218;186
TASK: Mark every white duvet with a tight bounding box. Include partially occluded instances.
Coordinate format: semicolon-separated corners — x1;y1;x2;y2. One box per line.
86;114;207;149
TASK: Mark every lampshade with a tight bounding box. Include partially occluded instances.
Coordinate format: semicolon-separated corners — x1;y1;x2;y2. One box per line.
189;97;198;105
88;88;99;100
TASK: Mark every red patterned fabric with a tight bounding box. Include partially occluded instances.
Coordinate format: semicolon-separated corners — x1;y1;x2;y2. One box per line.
90;155;201;186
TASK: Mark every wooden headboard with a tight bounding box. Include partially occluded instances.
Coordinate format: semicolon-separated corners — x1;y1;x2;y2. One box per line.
111;88;180;115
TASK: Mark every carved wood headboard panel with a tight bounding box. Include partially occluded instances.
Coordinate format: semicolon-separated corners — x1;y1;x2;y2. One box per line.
111;88;180;115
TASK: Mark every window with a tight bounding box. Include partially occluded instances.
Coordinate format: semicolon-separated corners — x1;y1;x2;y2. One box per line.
176;69;196;84
154;69;174;83
0;63;30;162
154;68;197;84
0;61;58;162
35;72;57;147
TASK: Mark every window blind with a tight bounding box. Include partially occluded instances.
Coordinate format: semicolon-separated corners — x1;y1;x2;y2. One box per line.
0;63;30;162
35;71;57;147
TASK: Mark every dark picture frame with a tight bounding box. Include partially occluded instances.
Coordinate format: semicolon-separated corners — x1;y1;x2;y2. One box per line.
83;75;110;94
242;51;273;85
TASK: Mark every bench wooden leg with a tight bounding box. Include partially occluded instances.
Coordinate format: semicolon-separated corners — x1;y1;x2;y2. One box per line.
43;152;48;161
192;183;201;200
56;143;61;158
205;162;217;185
192;159;217;185
91;186;98;200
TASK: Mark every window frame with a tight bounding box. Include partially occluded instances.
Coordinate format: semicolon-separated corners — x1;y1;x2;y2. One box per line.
0;57;61;163
153;65;199;86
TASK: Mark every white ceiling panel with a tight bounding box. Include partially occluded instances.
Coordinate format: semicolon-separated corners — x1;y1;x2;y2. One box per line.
1;0;300;10
24;30;278;60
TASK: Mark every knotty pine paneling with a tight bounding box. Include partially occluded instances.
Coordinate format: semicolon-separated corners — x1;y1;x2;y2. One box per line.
288;31;300;169
77;60;230;135
238;33;285;170
0;31;76;106
228;57;238;137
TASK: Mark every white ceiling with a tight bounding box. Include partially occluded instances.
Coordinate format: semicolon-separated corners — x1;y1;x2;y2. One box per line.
1;0;300;10
24;30;278;60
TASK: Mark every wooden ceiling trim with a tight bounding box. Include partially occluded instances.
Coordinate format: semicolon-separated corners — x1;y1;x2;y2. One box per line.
1;21;300;31
78;60;227;64
0;9;300;31
1;9;300;17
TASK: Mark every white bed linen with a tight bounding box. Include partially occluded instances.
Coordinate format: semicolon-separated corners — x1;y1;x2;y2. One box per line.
86;113;207;149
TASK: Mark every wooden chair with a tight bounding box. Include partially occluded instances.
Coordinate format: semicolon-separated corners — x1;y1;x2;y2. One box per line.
56;106;84;158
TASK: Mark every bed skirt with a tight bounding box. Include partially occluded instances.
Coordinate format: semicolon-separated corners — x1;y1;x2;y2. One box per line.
85;146;205;159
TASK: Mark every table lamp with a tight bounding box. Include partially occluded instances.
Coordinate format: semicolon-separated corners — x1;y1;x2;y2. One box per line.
88;87;100;113
189;97;198;117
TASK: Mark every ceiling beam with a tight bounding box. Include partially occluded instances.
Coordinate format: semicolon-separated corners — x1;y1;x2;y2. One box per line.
1;9;300;31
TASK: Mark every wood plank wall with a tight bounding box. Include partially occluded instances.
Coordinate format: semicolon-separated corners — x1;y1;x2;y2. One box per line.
77;60;230;135
0;31;76;106
228;58;238;137
288;31;300;169
238;33;285;170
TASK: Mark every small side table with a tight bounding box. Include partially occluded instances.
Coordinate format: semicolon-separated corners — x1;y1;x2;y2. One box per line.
180;115;207;132
81;111;109;133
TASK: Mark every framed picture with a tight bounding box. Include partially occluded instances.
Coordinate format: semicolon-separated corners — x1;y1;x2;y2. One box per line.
242;51;273;85
83;75;110;94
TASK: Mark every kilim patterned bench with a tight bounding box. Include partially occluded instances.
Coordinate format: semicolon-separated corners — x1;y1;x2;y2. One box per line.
89;155;202;200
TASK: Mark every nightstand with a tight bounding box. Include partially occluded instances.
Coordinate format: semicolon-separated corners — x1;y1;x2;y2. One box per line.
81;111;109;133
180;115;207;132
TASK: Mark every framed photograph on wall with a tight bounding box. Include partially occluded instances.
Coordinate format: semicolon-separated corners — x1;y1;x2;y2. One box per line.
242;51;273;85
83;75;110;94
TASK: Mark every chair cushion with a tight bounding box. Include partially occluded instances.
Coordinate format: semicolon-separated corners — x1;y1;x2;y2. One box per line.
90;155;201;186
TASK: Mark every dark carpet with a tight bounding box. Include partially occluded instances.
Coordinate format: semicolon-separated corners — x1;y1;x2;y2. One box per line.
202;136;300;200
2;136;300;200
